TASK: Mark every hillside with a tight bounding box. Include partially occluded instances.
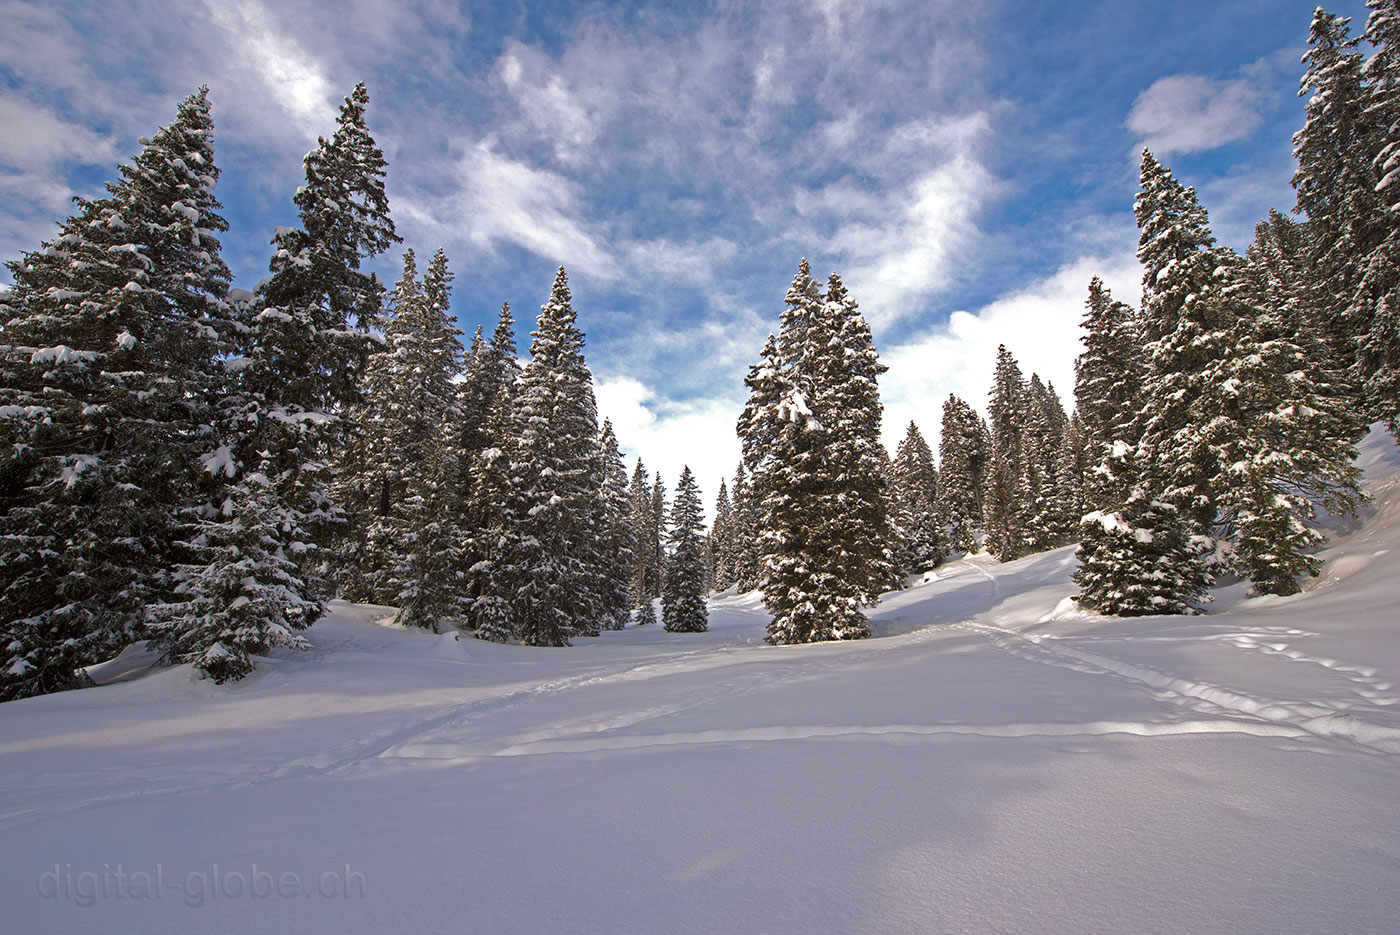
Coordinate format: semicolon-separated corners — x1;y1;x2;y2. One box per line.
2;429;1399;934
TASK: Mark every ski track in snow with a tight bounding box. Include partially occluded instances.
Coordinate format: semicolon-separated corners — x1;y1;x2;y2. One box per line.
8;557;1399;836
947;560;1400;757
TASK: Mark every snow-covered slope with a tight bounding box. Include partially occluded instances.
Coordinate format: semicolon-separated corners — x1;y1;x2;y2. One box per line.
3;430;1400;934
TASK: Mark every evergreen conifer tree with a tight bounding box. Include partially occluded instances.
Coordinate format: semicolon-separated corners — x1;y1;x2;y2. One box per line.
239;82;398;617
384;249;465;629
595;420;637;630
0;88;238;696
662;466;709;632
505;268;602;646
456;301;520;612
710;479;736;591
983;345;1029;560
738;261;891;644
730;462;763;592
1294;9;1386;412
891;421;943;575
466;385;522;643
627;460;658;624
148;461;320;681
1074;278;1145;511
650;474;667;600
939;394;988;555
1074;443;1209;616
1358;0;1400;431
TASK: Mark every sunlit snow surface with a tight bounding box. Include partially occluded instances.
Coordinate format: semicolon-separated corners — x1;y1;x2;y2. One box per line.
3;430;1400;933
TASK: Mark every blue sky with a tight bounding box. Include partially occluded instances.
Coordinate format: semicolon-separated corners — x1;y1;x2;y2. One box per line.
0;0;1371;508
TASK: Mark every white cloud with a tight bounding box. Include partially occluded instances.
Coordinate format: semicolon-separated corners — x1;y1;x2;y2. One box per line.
879;250;1143;454
200;0;337;129
1126;72;1265;156
0;92;123;264
408;139;617;279
0;94;116;170
596;376;742;522
496;44;600;165
787;113;998;330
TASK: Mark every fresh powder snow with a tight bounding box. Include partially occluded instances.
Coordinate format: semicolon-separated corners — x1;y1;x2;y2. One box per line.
1;428;1399;934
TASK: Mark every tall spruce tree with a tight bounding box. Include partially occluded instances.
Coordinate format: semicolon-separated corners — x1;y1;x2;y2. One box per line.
1;88;238;697
505;267;602;646
1074;442;1209;616
1072;274;1208;614
627;459;658;624
818;273;899;595
1135;150;1361;596
466;384;522;643
384;249;465;629
662;466;709;632
1133;150;1240;543
1294;8;1386;415
148;459;321;682
710;479;736;591
332;250;423;604
650;474;667;601
1022;375;1074;551
730;461;763;592
738;261;891;644
1359;0;1400;432
595;420;637;630
939;394;989;555
1074;278;1145;511
891;421;943;575
983;345;1029;561
456;301;520;614
240;82;398;621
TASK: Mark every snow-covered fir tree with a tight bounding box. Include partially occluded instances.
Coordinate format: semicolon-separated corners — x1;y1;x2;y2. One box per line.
333;250;429;605
595;420;637;630
0;88;238;697
939;394;989;555
147;461;320;682
383;249;465;629
662;466;709;633
456;301;520;615
239;82;398;622
456;303;520;470
1293;8;1386;416
1135;149;1363;595
502;267;603;646
1133;150;1243;546
465;383;521;643
982;345;1029;561
627;460;658;625
738;261;892;644
817;273;899;595
1074;278;1145;512
730;462;763;592
649;474;667;604
1074;442;1209;617
1358;0;1400;432
710;479;736;591
1072;275;1208;615
891;421;943;575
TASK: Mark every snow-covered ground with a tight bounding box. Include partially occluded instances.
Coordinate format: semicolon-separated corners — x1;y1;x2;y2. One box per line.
3;431;1400;934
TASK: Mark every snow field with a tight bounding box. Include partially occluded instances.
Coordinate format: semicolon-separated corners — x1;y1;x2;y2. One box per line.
2;429;1399;934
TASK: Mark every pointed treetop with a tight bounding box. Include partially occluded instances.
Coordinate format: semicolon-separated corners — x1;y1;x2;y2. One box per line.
491;301;516;357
